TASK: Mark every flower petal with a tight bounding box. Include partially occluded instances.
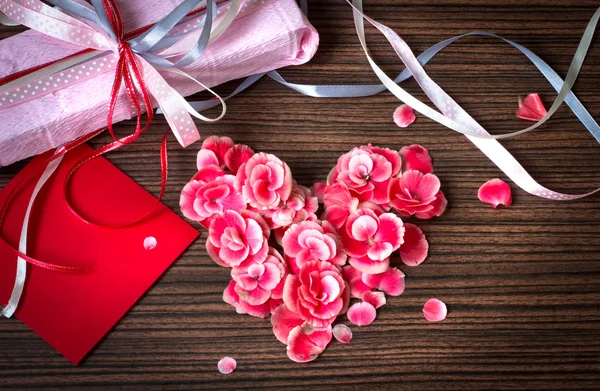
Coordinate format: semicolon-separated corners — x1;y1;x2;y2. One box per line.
516;93;547;122
217;357;236;374
478;178;512;208
423;298;447;322
361;291;386;309
399;223;429;266
362;267;405;296
197;149;219;171
271;304;305;344
400;144;433;174
347;302;376;326
332;324;353;344
286;323;332;363
393;104;416;128
349;256;390;275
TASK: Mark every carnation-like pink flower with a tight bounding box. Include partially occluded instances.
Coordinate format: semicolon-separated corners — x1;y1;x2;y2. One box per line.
235;152;293;210
283;260;350;328
282;220;347;274
341;208;404;274
179;175;245;224
223;280;282;318
327;145;401;204
230;248;287;307
389;170;442;217
268;184;318;228
207;210;269;268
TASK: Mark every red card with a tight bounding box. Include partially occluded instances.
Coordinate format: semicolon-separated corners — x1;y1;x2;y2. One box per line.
0;145;199;364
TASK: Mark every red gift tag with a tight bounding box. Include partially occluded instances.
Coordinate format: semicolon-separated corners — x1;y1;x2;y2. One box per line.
0;145;199;364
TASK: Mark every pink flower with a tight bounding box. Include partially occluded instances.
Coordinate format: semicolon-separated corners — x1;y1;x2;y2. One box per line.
231;248;287;306
268;184;318;228
179;175;245;223
399;223;429;266
341;208;404;274
478;178;512;208
393;104;416;128
327;145;401;204
389;170;442;217
516;93;547;122
207;210;269;268
196;136;254;174
223;280;281;318
400;144;433;174
282;220;347;274
283;260;350;328
236;152;293;210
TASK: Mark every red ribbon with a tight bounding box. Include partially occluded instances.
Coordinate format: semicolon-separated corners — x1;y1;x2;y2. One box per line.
0;0;215;273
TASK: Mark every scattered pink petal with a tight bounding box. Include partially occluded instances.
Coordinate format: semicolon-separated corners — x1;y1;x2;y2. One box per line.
399;223;428;266
478;179;512;208
332;324;353;344
286;323;332;363
393;104;416;128
400;144;433;174
423;298;447;322
362;267;405;296
347;302;376;326
361;291;386;309
143;236;157;250
217;357;237;374
516;93;547;122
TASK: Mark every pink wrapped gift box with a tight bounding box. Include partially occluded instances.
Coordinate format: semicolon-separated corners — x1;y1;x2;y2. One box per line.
0;0;319;166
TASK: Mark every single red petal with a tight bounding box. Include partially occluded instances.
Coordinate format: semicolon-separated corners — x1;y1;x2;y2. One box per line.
271;304;305;344
423;298;447;322
399;223;429;266
516;93;547;122
217;357;237;374
478;178;512;208
332;324;353;344
361;291;386;309
393;104;416;128
347;302;376;326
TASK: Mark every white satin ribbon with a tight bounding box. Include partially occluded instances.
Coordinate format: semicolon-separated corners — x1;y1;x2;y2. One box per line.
349;0;600;201
1;154;64;318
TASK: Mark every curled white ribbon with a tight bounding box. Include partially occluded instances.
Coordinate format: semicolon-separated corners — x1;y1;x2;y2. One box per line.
349;0;600;201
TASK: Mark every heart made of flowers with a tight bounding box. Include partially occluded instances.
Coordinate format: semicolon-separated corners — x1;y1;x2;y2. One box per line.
180;136;447;363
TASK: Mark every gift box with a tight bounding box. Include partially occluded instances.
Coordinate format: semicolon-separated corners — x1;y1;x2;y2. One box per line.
0;0;319;167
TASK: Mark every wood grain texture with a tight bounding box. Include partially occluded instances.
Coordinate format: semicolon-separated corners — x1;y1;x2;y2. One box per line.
1;1;600;390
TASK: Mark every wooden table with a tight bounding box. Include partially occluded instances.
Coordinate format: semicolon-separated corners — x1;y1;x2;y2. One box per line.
1;1;600;389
